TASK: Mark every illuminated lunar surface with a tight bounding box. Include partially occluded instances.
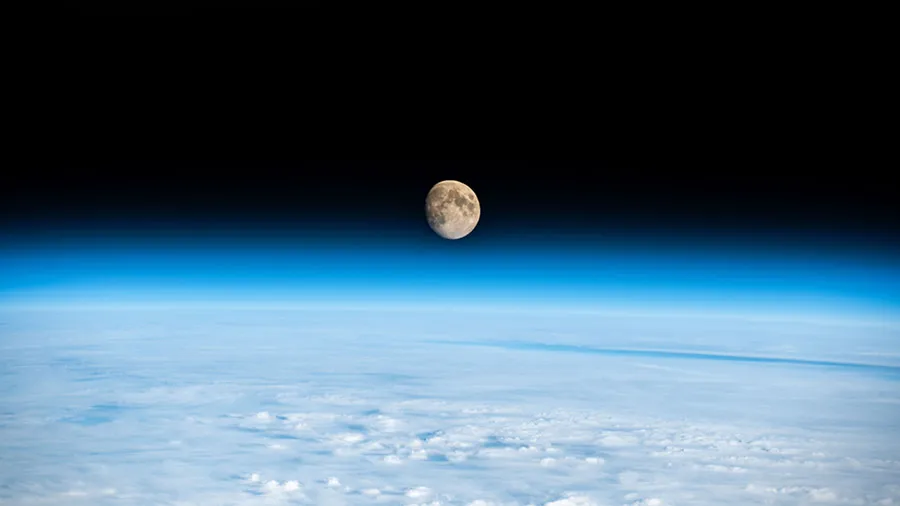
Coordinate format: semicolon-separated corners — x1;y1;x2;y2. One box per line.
425;180;480;240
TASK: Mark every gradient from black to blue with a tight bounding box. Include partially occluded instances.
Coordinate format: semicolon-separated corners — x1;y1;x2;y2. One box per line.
2;160;898;319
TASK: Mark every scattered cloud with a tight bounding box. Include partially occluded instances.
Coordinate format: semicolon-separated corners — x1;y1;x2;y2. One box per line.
1;309;898;505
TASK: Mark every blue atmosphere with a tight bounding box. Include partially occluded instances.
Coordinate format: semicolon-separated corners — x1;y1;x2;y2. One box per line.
2;236;898;321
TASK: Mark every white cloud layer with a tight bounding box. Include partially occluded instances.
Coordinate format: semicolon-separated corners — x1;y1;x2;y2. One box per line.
0;308;898;505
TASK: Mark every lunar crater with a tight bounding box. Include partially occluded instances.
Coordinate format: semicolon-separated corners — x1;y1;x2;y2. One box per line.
425;180;480;240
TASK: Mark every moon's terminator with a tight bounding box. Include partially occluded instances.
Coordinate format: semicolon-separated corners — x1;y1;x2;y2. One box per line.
425;180;480;239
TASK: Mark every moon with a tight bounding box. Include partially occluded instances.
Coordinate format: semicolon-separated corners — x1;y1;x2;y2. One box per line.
425;180;480;240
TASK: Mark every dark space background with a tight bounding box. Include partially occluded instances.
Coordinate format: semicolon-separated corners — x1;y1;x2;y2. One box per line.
3;160;898;254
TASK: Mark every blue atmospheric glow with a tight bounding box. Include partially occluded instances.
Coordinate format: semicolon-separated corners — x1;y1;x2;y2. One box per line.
1;239;899;320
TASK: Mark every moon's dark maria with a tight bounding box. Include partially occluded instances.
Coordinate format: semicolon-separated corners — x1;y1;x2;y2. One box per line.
425;180;481;239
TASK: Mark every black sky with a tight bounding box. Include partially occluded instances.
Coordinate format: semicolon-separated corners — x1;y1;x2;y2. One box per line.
3;160;898;255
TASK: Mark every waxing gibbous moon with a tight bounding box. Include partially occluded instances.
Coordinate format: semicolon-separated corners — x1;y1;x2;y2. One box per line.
425;180;480;240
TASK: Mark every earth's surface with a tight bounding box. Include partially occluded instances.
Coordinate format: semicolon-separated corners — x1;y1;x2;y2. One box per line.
1;307;898;505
